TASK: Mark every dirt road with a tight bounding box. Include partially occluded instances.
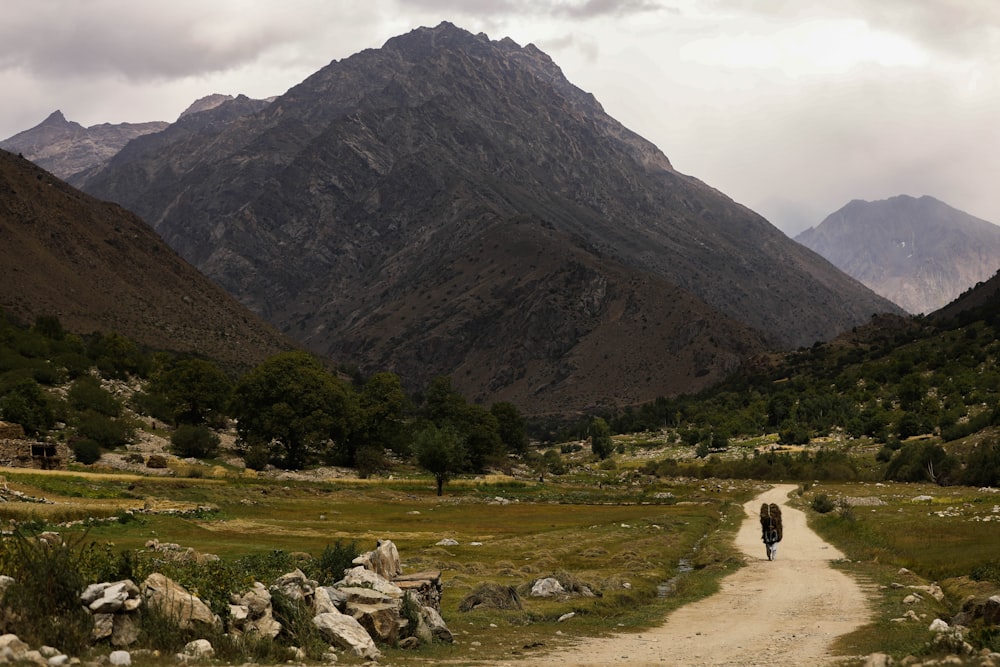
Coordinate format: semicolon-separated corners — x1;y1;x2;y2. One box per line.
526;484;870;667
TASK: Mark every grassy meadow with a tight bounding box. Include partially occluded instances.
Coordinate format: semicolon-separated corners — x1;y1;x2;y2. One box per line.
0;464;758;665
794;482;1000;660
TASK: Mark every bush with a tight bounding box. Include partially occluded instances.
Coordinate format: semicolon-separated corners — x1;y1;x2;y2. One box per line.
811;494;836;514
309;540;360;585
0;531;94;655
68;375;121;417
71;438;102;464
76;412;133;448
170;424;220;459
244;444;271;471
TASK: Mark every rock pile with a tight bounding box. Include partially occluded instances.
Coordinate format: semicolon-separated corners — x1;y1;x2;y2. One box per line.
1;537;451;665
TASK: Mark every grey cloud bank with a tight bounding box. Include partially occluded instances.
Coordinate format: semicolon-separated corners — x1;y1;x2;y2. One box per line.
1;0;998;236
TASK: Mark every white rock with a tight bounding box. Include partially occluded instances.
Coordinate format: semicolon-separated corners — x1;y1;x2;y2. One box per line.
436;538;459;546
182;639;214;659
531;577;565;598
313;612;381;660
929;618;950;633
558;612;576;622
108;651;131;666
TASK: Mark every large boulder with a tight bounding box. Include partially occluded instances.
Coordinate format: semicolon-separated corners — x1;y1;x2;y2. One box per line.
312;611;381;660
531;577;565;598
141;573;219;631
270;569;316;603
421;605;454;643
339;566;404;598
349;602;403;644
352;539;401;579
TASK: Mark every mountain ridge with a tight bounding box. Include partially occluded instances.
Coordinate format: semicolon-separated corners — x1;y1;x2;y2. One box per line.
72;22;900;413
796;194;1000;314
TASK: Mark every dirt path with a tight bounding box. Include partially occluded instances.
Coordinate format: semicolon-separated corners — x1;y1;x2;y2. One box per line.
525;484;869;667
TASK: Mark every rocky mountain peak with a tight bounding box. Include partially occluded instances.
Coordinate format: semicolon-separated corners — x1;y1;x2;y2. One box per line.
76;23;900;414
796;195;1000;314
179;94;236;119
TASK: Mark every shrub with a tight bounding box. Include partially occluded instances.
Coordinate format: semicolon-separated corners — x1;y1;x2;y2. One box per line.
71;438;102;464
811;494;836;514
170;424;220;459
146;454;168;469
244;444;271;471
68;375;121;417
76;412;133;448
0;531;94;655
310;540;360;585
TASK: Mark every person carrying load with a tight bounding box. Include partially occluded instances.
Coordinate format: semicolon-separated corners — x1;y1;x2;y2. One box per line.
760;502;782;561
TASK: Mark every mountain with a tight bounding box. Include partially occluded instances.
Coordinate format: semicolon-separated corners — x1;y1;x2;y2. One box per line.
75;22;900;414
0;110;167;182
0;149;294;369
795;195;1000;315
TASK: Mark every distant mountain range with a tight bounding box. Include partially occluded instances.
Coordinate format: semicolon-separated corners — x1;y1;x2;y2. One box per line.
2;23;901;414
796;195;1000;315
0;110;167;182
0;149;294;370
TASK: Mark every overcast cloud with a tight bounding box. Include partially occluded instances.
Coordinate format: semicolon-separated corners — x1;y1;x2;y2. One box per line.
1;0;998;235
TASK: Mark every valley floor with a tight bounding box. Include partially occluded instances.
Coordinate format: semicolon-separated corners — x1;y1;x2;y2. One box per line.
486;484;869;667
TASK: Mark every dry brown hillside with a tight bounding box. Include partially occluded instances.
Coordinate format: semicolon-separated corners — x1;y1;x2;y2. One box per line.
0;149;294;370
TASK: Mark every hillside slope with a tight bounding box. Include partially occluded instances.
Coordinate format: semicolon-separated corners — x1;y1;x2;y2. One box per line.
0;149;294;370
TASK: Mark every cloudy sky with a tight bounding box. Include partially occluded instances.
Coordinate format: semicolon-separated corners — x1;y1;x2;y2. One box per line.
2;0;998;236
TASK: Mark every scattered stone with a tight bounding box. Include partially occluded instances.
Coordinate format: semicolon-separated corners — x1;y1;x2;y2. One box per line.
436;538;459;546
862;653;892;667
108;650;131;666
338;566;403;597
558;612;576;622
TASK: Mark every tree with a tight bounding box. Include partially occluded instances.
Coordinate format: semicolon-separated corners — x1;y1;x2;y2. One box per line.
413;425;466;496
358;372;410;456
491;402;528;455
0;374;57;436
171;424;221;459
231;352;358;470
152;358;232;426
590;417;614;460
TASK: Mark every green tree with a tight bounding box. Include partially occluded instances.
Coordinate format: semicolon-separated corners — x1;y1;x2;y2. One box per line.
413;425;466;496
0;374;57;436
68;375;121;417
589;417;614;460
358;372;409;453
491;402;528;455
170;424;221;459
231;352;358;470
152;358;232;426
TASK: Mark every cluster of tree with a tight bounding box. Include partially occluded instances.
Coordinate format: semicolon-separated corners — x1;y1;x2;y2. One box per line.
600;305;1000;485
0;311;527;488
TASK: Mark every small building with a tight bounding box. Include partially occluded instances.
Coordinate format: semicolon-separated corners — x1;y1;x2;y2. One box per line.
0;421;69;470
